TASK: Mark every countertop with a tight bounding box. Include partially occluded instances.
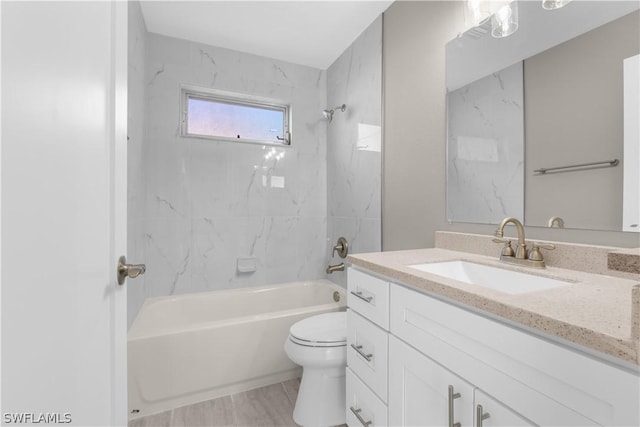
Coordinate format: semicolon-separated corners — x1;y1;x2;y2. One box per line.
347;248;640;366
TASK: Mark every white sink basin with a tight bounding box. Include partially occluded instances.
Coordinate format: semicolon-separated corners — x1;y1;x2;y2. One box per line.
408;260;572;295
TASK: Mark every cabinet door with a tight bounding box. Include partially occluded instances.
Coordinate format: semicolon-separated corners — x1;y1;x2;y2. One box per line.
389;336;474;427
346;368;388;427
474;390;536;427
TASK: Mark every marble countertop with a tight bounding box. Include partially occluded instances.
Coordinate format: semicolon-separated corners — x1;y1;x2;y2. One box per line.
347;248;640;365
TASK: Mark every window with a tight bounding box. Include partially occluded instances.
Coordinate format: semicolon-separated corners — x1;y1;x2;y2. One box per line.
181;87;291;146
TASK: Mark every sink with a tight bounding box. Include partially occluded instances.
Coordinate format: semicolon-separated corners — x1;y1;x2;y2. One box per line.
408;260;572;295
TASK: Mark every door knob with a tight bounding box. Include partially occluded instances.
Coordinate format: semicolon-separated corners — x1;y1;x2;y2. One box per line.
117;256;146;285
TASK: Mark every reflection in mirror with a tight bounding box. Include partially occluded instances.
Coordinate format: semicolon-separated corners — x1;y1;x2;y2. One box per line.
446;1;640;232
447;62;523;224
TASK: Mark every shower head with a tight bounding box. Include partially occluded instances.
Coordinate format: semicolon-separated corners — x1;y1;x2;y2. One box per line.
322;104;346;123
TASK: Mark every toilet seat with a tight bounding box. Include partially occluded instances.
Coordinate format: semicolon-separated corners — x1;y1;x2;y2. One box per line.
289;311;346;347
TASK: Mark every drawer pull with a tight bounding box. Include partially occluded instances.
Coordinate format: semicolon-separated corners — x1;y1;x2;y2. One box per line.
350;290;373;303
448;385;461;427
350;344;373;362
476;404;490;427
350;406;372;426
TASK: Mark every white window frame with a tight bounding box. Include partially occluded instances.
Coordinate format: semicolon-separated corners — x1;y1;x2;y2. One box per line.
180;86;292;146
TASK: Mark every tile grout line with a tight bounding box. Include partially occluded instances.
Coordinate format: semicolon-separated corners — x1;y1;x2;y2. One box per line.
280;382;291;406
229;389;239;427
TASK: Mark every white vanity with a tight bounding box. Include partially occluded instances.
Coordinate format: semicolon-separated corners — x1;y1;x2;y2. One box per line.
345;234;640;427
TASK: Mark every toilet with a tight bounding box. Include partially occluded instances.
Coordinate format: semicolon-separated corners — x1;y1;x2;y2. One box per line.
284;311;347;427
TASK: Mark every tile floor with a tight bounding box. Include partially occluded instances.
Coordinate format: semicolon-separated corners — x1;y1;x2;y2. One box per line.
129;379;304;427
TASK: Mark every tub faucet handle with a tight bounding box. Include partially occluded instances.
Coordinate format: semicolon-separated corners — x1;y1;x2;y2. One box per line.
332;237;349;259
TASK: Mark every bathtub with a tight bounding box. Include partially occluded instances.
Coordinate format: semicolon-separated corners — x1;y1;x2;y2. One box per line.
128;279;346;419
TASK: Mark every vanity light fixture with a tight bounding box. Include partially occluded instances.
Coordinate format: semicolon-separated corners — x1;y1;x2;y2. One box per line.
467;0;569;40
464;1;519;38
542;0;572;11
465;0;511;31
491;1;519;38
465;0;492;29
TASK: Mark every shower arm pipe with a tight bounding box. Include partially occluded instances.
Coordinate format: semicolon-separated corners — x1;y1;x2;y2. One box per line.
323;104;347;121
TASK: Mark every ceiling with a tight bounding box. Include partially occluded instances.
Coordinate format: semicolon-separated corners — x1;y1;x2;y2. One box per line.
139;1;394;70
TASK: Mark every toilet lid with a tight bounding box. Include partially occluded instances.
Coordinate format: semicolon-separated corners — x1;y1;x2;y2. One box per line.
290;312;346;345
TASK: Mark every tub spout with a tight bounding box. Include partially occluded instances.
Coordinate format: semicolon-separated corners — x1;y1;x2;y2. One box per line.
326;263;345;274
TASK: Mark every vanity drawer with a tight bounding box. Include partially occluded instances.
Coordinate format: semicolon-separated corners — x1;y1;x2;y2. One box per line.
346;367;388;427
347;309;389;403
347;267;389;330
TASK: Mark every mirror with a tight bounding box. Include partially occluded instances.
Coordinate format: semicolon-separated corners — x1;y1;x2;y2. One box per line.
446;1;639;232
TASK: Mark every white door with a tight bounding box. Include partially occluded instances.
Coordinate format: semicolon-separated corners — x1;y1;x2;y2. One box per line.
389;336;474;427
1;2;128;425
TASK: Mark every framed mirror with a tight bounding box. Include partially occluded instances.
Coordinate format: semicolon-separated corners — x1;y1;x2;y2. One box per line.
446;0;639;232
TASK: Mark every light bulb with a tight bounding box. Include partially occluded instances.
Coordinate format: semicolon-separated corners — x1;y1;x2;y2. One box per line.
491;1;518;38
542;0;571;11
465;0;492;29
496;5;511;22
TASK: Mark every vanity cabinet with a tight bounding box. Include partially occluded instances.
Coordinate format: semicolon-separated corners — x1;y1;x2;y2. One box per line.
346;266;639;427
389;336;534;427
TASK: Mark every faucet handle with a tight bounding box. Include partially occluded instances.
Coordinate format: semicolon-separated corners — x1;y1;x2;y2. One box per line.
332;237;349;259
528;242;556;261
493;238;515;257
532;242;556;251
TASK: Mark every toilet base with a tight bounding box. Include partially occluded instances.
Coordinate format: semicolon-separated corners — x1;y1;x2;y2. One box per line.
293;366;346;427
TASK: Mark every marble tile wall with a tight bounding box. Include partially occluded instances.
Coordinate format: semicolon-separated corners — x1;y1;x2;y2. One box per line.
446;61;524;225
127;1;147;328
326;16;383;286
127;31;328;327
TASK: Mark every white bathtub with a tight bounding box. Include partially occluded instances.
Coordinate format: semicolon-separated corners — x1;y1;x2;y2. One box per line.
128;279;346;419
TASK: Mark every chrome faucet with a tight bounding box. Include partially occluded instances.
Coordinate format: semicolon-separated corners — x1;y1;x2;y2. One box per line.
493;217;555;268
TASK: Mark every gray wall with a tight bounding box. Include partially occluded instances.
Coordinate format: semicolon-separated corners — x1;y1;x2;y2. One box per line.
382;1;640;250
383;1;464;250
